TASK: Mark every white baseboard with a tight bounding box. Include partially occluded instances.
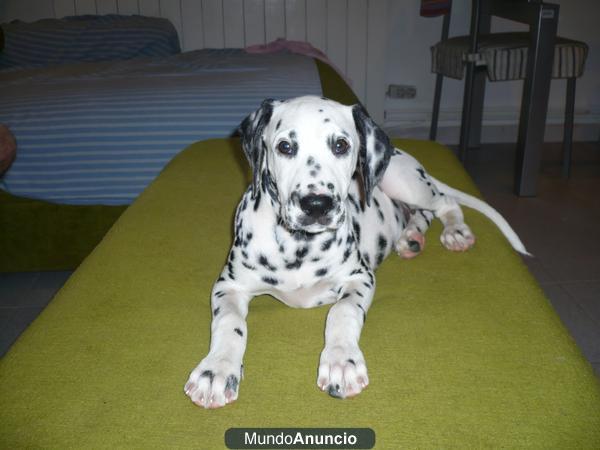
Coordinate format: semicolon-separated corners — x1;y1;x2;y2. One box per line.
384;106;600;144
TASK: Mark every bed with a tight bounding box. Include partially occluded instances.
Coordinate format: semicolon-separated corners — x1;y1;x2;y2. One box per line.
0;14;358;271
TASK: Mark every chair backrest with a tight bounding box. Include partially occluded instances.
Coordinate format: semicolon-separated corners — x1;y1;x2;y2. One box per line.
420;0;452;42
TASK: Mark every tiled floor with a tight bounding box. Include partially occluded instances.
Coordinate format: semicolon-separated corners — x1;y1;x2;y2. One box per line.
0;271;72;356
0;141;599;377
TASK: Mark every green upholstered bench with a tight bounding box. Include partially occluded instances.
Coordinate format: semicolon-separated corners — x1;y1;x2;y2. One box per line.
1;139;599;448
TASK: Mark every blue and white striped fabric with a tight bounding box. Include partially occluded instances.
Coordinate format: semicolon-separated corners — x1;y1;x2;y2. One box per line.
0;15;180;69
0;49;322;205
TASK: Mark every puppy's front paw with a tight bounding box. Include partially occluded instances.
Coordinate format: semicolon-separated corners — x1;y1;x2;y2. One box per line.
317;345;369;399
184;357;242;409
440;223;475;252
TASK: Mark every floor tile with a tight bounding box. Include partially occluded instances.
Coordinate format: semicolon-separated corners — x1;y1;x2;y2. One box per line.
33;271;72;290
540;283;600;364
560;281;600;326
0;307;43;357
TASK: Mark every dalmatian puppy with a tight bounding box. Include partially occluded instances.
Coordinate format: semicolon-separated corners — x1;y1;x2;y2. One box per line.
184;96;528;409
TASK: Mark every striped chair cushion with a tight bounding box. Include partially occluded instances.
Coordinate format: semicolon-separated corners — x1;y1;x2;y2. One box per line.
431;32;588;81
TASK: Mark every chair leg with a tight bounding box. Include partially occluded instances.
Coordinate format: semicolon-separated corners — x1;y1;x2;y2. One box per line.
458;63;476;162
429;73;444;141
562;78;576;178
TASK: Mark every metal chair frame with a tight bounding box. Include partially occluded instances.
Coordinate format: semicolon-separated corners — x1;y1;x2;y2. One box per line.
429;1;577;178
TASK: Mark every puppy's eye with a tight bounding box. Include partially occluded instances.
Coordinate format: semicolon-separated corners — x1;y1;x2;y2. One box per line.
277;140;294;155
333;138;350;155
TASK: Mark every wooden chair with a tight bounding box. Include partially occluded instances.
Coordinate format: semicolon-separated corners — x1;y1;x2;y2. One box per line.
424;0;588;177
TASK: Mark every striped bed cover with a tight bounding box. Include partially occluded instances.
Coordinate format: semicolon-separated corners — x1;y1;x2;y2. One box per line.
0;49;322;205
0;15;181;69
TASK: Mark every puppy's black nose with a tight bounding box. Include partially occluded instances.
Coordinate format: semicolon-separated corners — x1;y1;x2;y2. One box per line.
300;194;334;218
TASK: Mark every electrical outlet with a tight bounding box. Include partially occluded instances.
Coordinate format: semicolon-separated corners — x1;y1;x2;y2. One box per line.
387;84;417;99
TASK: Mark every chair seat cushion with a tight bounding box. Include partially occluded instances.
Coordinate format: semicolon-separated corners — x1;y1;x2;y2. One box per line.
432;32;588;80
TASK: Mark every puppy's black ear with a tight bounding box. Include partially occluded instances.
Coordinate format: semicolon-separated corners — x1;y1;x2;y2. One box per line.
352;104;394;206
239;99;276;198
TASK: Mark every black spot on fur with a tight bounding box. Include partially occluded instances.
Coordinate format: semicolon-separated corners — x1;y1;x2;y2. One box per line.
285;260;302;270
342;247;352;264
324;118;330;123
200;370;214;382
262;276;279;286
242;261;256;270
315;268;328;277
347;359;356;366
258;254;277;271
296;246;309;259
275;119;282;131
213;307;220;316
341;292;351;300
321;236;336;251
225;375;239;393
348;194;361;213
356;304;366;322
253;190;261;211
234;328;243;337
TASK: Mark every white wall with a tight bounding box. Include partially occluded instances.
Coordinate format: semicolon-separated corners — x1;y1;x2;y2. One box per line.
385;0;600;143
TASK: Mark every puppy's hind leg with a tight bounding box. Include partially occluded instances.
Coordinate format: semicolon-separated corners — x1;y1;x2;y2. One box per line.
380;151;475;252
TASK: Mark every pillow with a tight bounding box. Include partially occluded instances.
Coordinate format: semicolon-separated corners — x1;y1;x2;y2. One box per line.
0;15;180;70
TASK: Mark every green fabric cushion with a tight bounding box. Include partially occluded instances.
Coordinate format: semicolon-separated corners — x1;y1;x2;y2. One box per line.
0;58;356;272
1;139;598;448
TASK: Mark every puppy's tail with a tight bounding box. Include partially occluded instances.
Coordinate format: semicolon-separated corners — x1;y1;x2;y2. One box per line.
431;177;532;256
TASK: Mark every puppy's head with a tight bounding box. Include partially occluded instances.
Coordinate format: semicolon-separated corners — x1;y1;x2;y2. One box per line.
239;96;393;233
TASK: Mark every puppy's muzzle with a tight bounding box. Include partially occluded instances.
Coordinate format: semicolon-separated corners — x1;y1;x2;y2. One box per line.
299;194;334;225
